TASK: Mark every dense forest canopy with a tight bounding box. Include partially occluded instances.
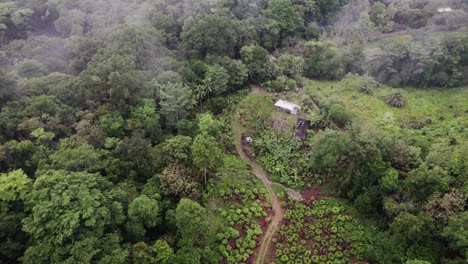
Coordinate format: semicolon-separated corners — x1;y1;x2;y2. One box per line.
0;0;466;263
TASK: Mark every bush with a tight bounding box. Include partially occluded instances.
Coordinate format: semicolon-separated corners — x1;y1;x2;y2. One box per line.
384;90;407;107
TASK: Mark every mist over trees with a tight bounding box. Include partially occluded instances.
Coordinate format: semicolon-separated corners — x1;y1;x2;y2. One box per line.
0;0;466;263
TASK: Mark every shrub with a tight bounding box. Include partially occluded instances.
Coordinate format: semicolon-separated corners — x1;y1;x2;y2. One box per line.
384;90;407;107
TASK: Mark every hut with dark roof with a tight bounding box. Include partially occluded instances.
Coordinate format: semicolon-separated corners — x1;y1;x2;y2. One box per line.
294;118;310;141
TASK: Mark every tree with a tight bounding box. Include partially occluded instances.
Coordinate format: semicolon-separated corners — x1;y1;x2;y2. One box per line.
127;99;161;144
191;134;222;185
220;57;248;89
128;195;160;227
197;113;221;137
443;212;468;260
44;141;104;173
175;198;209;246
181;13;240;57
369;2;396;32
0;169;31;202
303;40;342;79
308;129;352;175
158;163;201;201
0;69;16;107
78;52;146;111
277;53;304;78
23;232;129;264
193;84;212;112
424;189;465;224
22;170;125;262
203;64;229;96
0;169;31;262
380;168;399;192
162;136;193;164
15;59;47;78
390;212;435;242
99;113;125;138
264;0;298;44
159;82;195;127
240;45;270;83
54;9;85;37
404;164;451;203
132;240;174;264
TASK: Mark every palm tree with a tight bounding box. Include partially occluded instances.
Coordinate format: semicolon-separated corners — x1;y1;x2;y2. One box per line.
193;83;212;112
384;90;407;107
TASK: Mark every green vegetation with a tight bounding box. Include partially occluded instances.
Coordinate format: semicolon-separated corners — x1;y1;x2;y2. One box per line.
0;0;466;263
275;198;366;263
211;174;270;263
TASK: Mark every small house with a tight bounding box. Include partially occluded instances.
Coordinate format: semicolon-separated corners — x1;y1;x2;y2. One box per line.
437;7;453;12
275;100;301;115
294;118;310;141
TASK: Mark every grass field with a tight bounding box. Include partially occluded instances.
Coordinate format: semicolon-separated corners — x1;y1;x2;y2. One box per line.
302;79;467;146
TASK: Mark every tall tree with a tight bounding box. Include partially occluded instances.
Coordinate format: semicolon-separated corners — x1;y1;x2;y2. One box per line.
181;13;240;57
175;198;209;246
159;82;195;128
264;0;299;44
22;170;126;262
303;40;342;79
191;134;222;185
240;45;270;83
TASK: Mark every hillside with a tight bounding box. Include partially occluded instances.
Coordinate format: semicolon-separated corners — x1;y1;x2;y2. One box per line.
0;0;467;263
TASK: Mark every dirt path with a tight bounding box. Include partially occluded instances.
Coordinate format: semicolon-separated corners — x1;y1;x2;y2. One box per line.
232;115;282;264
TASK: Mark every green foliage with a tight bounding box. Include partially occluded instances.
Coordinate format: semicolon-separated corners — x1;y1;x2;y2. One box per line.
443;212;468;259
264;0;299;46
276;199;366;263
23;170;124;244
191;134;222;184
277;53;304;79
99;114;125;138
182;13;240;57
15;59;47;78
252;129;304;187
158;163;201;201
22;170;126;262
132;240;174;264
162;136;193;164
219;155;249;176
240;45;270;83
198;113;221;137
390;212;435;242
264;75;297;92
341;73;380;94
127;99;161;143
0;169;31;201
380;169;399;192
0;0;466;263
176;198;209;246
237;94;275;129
45;141;104;172
220;57;248;89
128;195;160;227
210;175;270;263
159;82;195;127
204;64;230;96
303;40;342;79
384;90;407;107
369;2;396;32
404;164;451;202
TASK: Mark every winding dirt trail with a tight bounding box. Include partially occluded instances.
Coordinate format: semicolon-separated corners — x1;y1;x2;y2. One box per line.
231;116;282;264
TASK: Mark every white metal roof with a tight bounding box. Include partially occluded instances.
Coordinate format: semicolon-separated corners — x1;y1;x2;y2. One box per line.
275;100;301;111
437;7;453;12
